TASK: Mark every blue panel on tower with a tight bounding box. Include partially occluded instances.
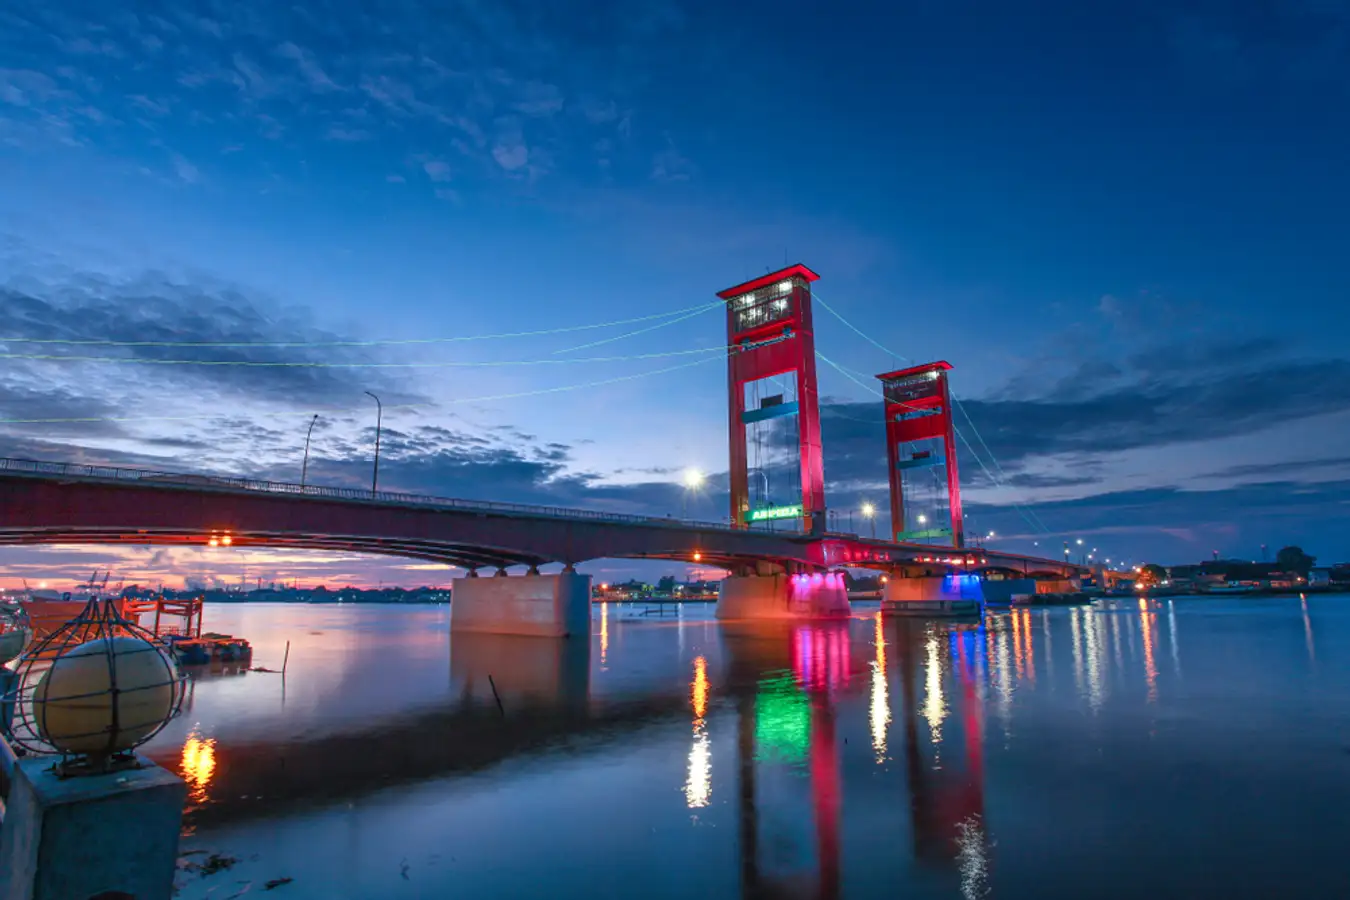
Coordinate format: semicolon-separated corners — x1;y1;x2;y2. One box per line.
896;455;943;470
743;400;800;423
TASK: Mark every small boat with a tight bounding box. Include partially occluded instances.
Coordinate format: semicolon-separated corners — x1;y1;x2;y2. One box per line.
17;572;128;640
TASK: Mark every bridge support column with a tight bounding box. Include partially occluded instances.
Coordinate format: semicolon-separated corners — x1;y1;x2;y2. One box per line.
451;571;592;638
980;579;1039;606
882;575;983;617
0;754;186;900
716;573;850;621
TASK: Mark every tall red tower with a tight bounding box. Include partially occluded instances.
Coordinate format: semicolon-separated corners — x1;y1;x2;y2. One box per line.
877;361;965;547
719;264;826;533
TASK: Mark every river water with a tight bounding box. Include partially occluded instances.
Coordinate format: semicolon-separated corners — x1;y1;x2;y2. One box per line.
152;596;1350;899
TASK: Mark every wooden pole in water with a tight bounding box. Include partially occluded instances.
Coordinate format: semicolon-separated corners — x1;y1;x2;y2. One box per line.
488;674;505;716
282;640;291;675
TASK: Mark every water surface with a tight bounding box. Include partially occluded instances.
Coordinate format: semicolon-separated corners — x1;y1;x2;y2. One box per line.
153;596;1350;899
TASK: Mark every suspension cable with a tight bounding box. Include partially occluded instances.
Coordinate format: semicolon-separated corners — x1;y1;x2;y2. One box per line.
0;300;724;349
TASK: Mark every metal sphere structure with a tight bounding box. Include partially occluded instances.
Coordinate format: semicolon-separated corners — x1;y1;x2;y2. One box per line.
5;597;184;773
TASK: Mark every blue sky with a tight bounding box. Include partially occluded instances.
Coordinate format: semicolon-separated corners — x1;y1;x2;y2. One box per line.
2;0;1349;588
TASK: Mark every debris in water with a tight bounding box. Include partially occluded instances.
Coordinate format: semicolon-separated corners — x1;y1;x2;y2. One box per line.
264;877;294;890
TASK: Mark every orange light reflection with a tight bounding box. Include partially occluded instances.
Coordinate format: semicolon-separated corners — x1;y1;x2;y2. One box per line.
180;730;217;804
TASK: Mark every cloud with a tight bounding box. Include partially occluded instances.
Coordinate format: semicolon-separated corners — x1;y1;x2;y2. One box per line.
0;266;420;418
325;125;371;142
421;159;453;182
169;152;199;183
511;80;564;117
275;41;341;92
0;69;66;107
650;135;695;182
492;136;529;171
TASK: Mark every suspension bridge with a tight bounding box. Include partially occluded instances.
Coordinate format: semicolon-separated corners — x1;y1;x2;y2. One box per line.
0;263;1099;635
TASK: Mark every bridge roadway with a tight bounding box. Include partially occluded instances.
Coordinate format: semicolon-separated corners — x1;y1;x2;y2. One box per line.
0;458;1080;578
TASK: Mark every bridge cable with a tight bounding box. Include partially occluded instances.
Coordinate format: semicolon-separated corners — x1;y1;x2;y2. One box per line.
0;355;723;426
0;301;724;349
816;351;1052;539
0;345;731;369
813;291;1058;535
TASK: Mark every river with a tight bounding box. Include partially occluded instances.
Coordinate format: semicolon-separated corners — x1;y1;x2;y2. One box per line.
153;595;1350;899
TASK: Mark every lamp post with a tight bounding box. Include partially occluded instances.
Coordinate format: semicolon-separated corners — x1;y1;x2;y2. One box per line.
301;414;319;488
364;391;382;495
861;501;876;539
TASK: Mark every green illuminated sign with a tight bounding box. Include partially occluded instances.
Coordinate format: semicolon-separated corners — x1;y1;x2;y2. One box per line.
749;504;803;522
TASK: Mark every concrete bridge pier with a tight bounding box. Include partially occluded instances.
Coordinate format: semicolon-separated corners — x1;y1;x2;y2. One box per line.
716;565;850;620
882;568;984;616
450;568;591;637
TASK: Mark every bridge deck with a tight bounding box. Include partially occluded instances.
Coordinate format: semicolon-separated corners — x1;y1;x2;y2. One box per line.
0;458;1082;576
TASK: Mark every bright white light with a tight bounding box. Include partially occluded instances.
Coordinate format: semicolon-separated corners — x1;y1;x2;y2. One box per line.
1076;539;1084;545
38;581;48;589
685;729;711;808
683;468;704;489
917;514;927;524
861;502;876;518
777;280;793;293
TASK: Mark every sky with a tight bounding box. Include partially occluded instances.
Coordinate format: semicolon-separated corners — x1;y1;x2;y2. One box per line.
2;0;1349;590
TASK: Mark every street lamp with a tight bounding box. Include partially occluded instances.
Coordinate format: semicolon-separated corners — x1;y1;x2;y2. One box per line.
364;391;382;495
861;501;876;539
301;414;319;488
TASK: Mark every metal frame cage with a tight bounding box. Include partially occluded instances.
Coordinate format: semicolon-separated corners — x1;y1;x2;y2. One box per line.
3;597;185;775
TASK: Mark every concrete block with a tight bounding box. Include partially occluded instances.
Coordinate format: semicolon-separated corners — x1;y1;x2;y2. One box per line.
980;578;1038;606
450;572;591;638
0;755;185;900
884;575;985;606
716;573;850;620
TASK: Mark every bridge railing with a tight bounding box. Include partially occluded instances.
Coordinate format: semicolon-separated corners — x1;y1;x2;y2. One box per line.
0;457;752;533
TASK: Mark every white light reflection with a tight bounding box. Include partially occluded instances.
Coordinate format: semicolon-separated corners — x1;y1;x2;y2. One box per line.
955;815;990;900
600;601;609;669
686;730;711;808
994;621;1013;720
922;634;947;744
870;613;890;762
1301;595;1316;665
685;656;711;809
1069;607;1085;698
1138;597;1158;703
1168;600;1181;676
1084;610;1105;712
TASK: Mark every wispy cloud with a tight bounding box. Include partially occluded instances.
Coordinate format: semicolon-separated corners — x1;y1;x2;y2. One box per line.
169;151;199;183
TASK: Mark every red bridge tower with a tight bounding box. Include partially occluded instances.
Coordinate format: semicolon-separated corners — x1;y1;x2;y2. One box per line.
718;264;826;533
877;361;965;547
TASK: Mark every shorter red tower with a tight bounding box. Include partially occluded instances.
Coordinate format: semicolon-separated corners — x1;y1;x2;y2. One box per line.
877;361;964;547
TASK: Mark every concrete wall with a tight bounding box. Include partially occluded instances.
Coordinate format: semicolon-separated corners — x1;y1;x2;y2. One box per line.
450;572;592;638
884;574;986;605
716;572;850;620
0;755;185;900
980;578;1038;606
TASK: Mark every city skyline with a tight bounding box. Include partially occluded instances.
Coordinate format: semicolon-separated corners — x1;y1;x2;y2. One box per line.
3;0;1350;588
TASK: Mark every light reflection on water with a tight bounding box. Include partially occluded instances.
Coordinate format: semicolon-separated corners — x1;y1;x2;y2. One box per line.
151;597;1350;899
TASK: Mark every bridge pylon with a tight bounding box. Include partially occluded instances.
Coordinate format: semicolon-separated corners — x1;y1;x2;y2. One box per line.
876;361;965;548
719;264;826;533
